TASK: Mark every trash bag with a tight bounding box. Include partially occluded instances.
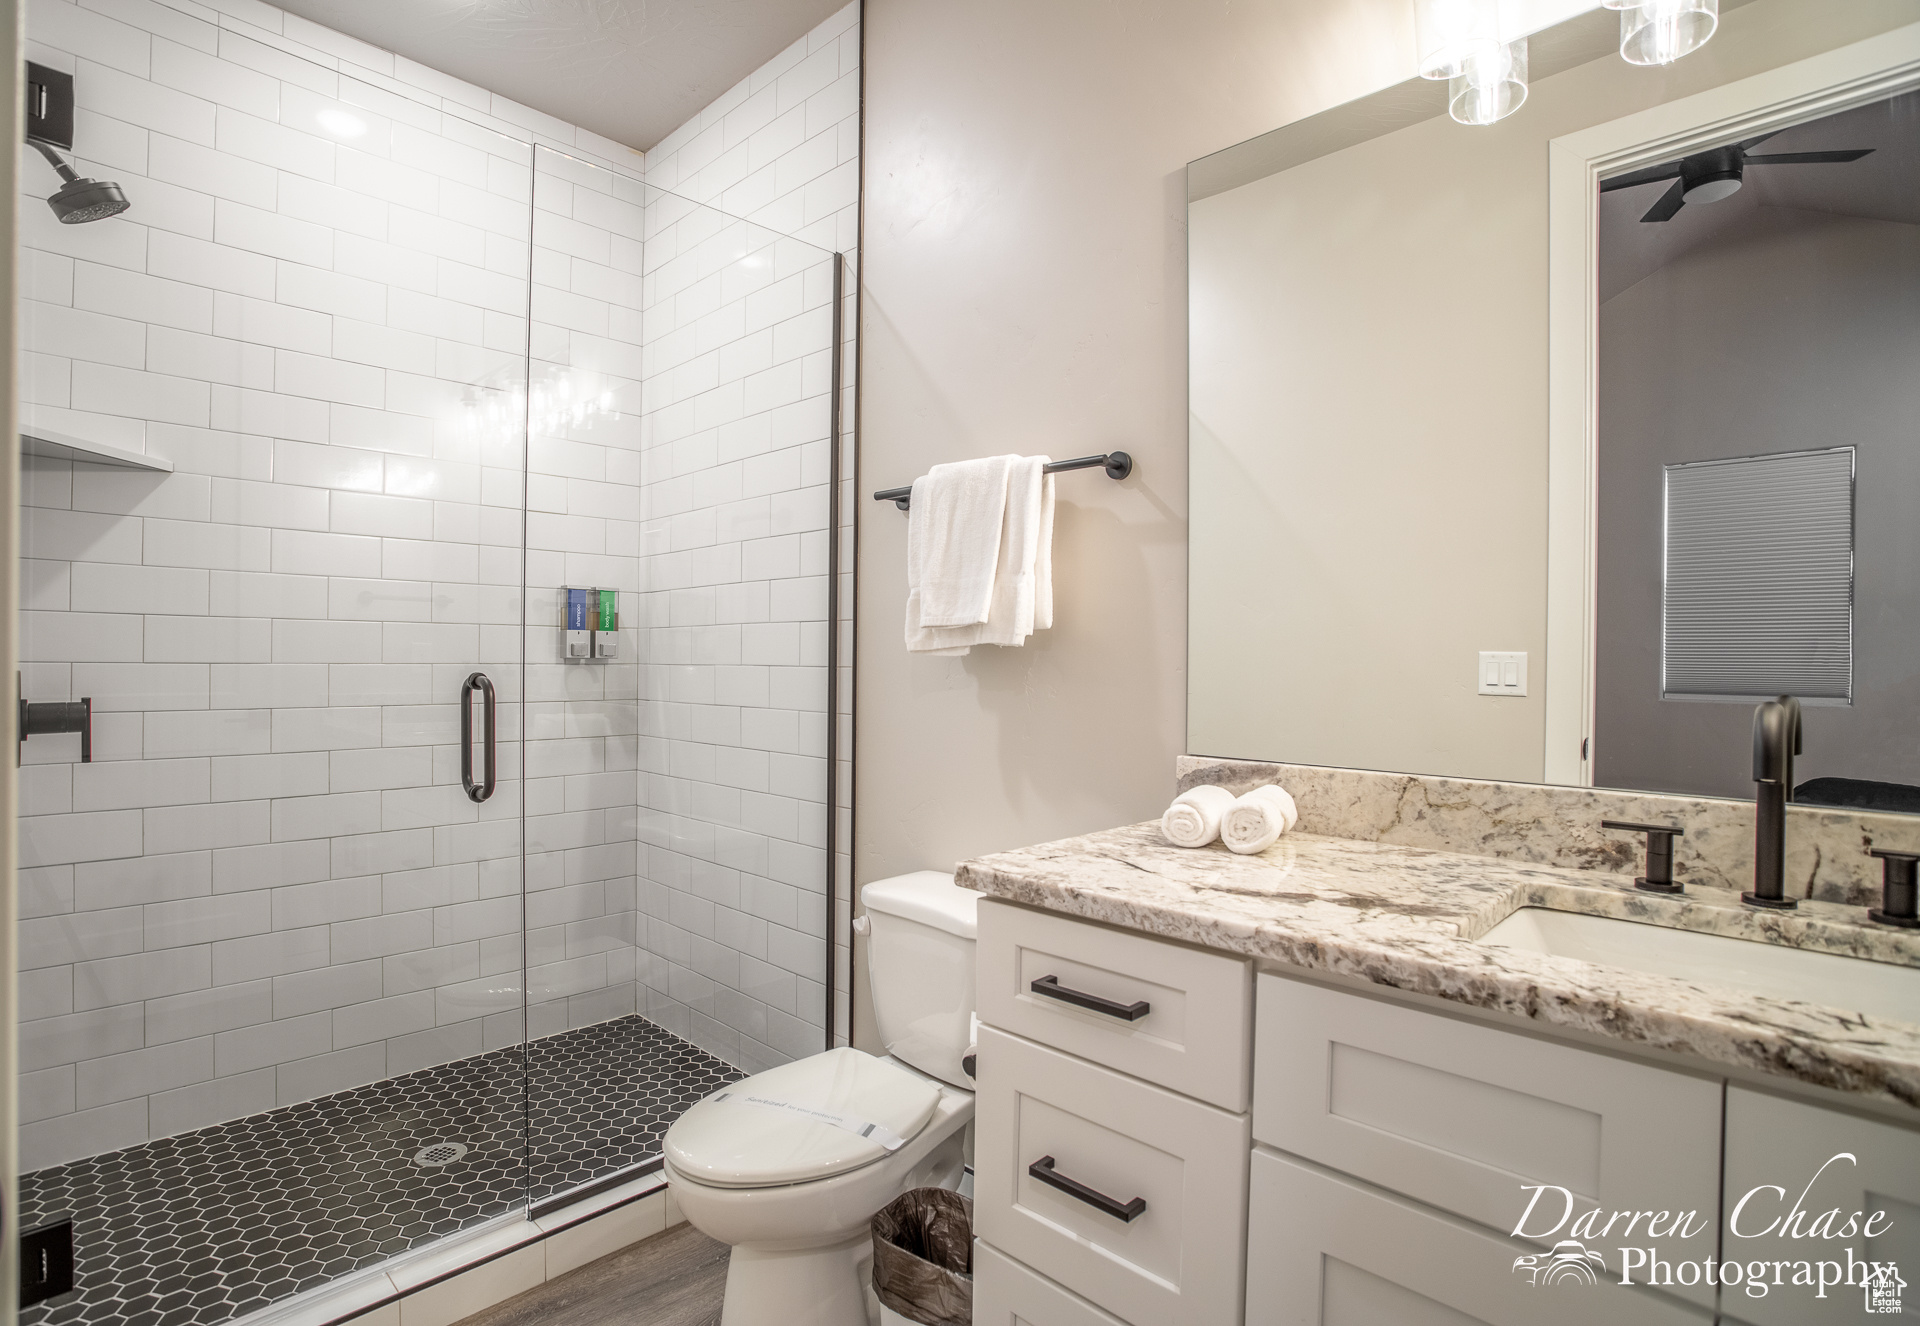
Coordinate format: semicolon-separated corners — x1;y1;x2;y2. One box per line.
871;1186;972;1326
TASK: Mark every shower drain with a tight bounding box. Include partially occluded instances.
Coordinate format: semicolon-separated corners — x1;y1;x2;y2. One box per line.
412;1141;469;1168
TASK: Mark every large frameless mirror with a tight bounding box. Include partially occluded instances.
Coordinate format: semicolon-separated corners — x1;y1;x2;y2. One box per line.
1185;5;1920;813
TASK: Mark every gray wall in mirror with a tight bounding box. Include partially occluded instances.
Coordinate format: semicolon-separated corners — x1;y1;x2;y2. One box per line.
1185;0;1920;808
1595;95;1920;800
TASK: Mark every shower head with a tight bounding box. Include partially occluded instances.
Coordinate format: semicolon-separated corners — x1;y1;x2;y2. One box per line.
30;140;130;224
48;174;131;224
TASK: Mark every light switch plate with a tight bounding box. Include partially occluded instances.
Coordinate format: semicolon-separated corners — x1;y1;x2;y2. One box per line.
1478;651;1528;697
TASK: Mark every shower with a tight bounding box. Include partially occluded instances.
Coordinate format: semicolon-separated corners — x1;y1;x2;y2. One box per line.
28;141;130;224
24;62;129;224
12;11;851;1323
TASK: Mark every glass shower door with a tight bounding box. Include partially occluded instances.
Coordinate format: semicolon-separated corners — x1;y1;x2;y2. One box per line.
13;37;534;1323
518;144;671;1204
512;139;842;1212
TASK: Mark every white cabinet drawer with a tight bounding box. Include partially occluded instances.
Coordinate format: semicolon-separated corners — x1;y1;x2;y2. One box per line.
1253;973;1722;1310
974;1025;1249;1326
1246;1147;1712;1324
977;898;1252;1111
1720;1086;1920;1326
974;1239;1131;1326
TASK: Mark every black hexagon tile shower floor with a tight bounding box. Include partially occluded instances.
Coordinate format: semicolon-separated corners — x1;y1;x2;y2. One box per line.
19;1016;742;1326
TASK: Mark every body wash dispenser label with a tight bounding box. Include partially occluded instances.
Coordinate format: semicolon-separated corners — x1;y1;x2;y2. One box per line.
594;590;619;658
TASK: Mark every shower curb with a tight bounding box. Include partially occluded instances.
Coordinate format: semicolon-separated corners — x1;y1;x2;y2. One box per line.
229;1166;678;1326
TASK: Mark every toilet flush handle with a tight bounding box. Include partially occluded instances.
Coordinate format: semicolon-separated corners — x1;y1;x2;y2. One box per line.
852;915;870;935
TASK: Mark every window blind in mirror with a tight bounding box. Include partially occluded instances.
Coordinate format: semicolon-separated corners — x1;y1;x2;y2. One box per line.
1662;447;1854;703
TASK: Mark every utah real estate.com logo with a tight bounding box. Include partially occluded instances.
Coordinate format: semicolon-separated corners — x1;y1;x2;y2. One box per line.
1508;1152;1905;1314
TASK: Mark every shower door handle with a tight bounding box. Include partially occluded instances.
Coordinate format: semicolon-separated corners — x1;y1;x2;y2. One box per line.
460;672;497;803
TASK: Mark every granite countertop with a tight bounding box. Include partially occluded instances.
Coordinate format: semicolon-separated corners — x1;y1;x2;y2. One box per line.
955;823;1920;1111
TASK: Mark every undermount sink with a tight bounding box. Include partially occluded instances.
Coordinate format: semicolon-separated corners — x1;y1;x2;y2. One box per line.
1480;908;1920;1025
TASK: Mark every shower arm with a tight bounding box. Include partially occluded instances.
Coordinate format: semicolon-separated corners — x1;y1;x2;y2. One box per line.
29;139;81;184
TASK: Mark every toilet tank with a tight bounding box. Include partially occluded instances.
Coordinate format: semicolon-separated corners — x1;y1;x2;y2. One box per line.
862;871;978;1089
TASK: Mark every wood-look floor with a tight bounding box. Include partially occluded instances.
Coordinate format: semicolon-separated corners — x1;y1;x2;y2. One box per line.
457;1223;730;1326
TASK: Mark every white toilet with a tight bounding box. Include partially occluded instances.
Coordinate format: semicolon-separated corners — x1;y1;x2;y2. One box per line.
663;871;979;1326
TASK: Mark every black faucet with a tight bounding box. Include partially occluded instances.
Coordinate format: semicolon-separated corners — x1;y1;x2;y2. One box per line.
1744;696;1801;910
1868;849;1919;929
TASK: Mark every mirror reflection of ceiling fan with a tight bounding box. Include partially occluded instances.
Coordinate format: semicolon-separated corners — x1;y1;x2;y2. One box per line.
1601;133;1875;222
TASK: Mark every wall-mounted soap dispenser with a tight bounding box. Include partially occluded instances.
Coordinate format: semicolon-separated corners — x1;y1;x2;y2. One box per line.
593;589;618;659
563;587;619;662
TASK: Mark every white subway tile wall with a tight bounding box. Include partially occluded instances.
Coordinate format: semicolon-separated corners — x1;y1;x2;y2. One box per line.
17;0;858;1174
633;2;858;1069
642;2;860;1054
520;147;643;1054
628;205;832;1073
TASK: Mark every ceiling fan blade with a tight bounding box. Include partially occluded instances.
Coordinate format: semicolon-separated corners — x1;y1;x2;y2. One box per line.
1600;162;1683;192
1738;130;1782;151
1640;179;1687;223
1743;149;1875;165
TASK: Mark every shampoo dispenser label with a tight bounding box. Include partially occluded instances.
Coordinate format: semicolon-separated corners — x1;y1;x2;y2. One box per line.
565;588;592;659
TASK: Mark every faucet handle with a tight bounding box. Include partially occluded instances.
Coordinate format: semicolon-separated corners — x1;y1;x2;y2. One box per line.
1601;820;1686;895
1867;849;1918;929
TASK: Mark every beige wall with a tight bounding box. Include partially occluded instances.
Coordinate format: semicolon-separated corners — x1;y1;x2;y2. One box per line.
852;0;1424;1043
855;0;1427;865
1189;112;1556;783
1185;0;1920;787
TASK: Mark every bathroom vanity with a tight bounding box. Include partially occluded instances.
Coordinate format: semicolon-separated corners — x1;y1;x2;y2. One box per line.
960;767;1920;1326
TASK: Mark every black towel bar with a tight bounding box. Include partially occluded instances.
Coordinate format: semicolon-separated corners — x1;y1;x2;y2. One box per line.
873;452;1132;511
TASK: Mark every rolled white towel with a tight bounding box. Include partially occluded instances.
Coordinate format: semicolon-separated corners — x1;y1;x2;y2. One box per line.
1161;785;1236;848
1222;784;1300;855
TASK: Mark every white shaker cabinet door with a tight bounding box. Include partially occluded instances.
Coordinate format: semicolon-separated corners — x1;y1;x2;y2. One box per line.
1246;1147;1713;1326
1253;973;1723;1311
1720;1086;1920;1326
974;1239;1132;1326
973;1025;1249;1326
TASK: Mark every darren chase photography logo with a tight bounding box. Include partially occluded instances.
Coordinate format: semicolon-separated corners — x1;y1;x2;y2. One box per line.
1507;1152;1903;1313
1511;1241;1607;1286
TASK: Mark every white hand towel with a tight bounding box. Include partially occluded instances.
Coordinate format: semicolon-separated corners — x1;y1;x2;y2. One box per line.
911;456;1015;628
1161;785;1235;848
906;455;1056;654
1222;785;1300;855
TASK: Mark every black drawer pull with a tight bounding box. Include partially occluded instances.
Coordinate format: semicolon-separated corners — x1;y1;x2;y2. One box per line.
1027;1156;1147;1222
1030;974;1150;1021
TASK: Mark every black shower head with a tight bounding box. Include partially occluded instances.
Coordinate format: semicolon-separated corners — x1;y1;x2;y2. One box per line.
47;174;131;223
30;140;130;224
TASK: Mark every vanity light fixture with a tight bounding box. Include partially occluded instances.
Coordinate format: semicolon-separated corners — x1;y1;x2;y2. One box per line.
1614;0;1719;67
1419;0;1720;130
1449;38;1527;126
1414;0;1501;82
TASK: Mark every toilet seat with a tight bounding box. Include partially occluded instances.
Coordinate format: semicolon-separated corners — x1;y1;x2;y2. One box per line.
665;1047;941;1189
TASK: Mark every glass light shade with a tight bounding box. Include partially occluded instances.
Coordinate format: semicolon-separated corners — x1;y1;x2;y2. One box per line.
1449;39;1527;126
1620;0;1719;66
1416;0;1501;80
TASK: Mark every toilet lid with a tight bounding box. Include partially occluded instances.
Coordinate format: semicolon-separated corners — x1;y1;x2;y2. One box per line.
665;1048;941;1188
